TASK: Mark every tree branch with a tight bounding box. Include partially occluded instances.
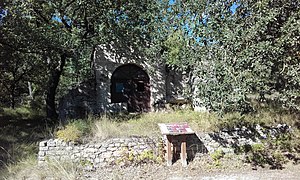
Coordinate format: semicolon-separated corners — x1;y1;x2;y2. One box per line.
0;40;41;54
33;8;50;24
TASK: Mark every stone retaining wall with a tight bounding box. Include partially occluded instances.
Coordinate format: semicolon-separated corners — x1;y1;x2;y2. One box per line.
38;137;157;168
38;124;291;168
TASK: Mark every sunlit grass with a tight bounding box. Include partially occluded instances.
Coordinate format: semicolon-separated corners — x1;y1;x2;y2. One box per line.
0;106;45;121
1;108;299;179
1;156;78;180
93;110;224;139
91;110;299;140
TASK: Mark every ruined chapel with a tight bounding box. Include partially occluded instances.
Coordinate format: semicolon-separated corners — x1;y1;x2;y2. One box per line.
58;42;196;120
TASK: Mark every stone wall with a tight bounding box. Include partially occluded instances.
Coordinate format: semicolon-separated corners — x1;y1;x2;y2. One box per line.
58;79;97;120
93;43;167;113
38;124;291;168
38;137;157;168
58;43;191;119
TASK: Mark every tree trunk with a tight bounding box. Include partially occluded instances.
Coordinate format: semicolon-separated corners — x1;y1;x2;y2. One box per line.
10;84;15;109
46;53;67;121
28;81;33;99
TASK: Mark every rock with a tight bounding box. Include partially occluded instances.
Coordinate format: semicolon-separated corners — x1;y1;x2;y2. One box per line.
95;144;102;148
39;147;48;151
39;141;47;147
38;151;46;156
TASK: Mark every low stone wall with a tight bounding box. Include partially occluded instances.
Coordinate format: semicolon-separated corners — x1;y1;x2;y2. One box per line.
38;124;291;168
38;137;157;168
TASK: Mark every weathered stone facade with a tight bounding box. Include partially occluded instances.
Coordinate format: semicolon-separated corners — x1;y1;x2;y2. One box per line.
59;43;187;119
93;43;167;113
58;79;97;120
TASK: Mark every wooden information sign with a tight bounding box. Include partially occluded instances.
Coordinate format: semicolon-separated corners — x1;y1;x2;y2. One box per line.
158;123;194;167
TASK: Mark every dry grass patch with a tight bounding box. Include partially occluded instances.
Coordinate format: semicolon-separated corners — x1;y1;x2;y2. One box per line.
92;110;219;139
91;110;299;140
1;156;78;180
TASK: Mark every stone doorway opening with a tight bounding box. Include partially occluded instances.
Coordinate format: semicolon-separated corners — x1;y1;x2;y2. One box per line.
111;64;150;112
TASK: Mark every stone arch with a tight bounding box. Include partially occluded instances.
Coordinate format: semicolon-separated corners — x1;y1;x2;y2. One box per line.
111;64;151;112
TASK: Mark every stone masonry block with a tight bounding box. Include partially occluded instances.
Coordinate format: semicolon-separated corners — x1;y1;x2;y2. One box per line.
39;147;48;151
38;151;46;156
39;141;47;147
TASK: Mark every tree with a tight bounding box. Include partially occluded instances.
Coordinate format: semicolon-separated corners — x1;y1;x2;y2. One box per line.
0;46;44;108
1;0;160;120
156;0;300;113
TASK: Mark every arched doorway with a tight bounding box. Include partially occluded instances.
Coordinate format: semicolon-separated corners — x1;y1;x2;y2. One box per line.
111;64;150;112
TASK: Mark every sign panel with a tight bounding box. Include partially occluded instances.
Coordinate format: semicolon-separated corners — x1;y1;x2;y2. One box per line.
158;123;194;135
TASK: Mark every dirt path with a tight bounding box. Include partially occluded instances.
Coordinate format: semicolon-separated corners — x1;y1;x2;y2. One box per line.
170;169;300;180
80;161;300;180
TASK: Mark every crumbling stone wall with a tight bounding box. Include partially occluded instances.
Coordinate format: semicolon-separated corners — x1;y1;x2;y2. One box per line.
38;137;157;168
38;124;290;168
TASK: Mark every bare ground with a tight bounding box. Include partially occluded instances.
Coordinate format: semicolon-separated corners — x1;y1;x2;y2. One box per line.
79;159;300;180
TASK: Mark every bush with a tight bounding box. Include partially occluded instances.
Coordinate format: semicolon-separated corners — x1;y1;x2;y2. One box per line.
56;119;91;142
0;106;45;120
116;149;161;167
210;149;225;167
56;124;82;142
243;140;291;169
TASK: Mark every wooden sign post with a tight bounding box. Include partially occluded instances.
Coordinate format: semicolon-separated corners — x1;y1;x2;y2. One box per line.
158;123;194;167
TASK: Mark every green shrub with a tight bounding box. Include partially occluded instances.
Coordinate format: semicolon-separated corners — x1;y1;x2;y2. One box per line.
56;119;91;142
0;106;45;120
69;119;91;135
56;124;82;142
246;144;268;166
215;109;299;131
210;149;225;167
137;150;157;163
116;149;161;166
244;142;289;169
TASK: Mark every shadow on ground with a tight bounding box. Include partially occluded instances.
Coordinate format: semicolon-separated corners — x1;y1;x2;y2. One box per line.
0;116;52;170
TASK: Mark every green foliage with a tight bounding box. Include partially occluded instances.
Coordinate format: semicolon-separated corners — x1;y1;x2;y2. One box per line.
210;149;225;167
237;131;300;169
56;119;91;142
116;148;161;166
163;30;186;67
0;0;161;119
137;150;158;163
246;144;269;166
79;159;93;167
69;119;91;136
0;106;45;120
211;109;299;132
156;0;300;113
56;124;82;142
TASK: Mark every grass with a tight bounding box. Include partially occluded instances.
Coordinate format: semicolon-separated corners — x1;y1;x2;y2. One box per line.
48;109;300;142
90;109;299;140
1;106;299;179
0;106;45;122
92;110;219;139
1;155;78;180
0;106;51;179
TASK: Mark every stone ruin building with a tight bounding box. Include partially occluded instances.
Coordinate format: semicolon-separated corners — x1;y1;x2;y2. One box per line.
58;42;200;120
